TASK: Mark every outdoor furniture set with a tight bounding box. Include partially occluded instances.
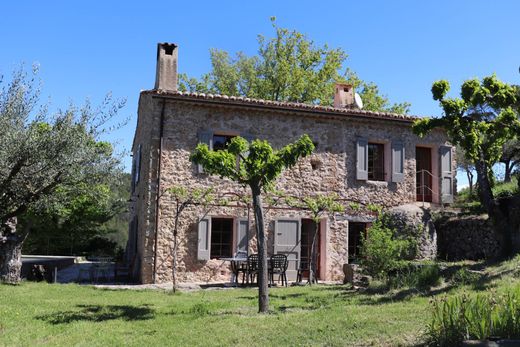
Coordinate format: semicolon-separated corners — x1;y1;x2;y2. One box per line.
225;252;292;287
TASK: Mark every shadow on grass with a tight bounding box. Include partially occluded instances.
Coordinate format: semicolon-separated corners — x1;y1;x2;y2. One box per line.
37;304;155;324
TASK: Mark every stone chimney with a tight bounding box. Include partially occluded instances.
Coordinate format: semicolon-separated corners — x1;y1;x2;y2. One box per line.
333;83;354;108
154;43;178;91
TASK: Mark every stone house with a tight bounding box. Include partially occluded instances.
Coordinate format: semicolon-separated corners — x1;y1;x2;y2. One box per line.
126;43;455;284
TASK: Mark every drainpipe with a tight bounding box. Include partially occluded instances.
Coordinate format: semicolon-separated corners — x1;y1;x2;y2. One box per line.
153;99;166;284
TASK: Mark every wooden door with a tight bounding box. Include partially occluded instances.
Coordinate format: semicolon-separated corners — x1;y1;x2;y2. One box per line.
416;147;433;202
301;219;320;279
274;219;301;281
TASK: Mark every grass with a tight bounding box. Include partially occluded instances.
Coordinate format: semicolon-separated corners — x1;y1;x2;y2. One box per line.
2;257;520;346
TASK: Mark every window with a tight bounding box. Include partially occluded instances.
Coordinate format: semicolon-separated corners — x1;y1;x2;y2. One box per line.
210;218;233;259
212;134;235;151
348;222;368;262
368;143;385;181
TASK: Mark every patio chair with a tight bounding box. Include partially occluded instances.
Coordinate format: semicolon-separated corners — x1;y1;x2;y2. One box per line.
269;254;288;287
296;259;318;284
244;254;259;285
230;251;248;285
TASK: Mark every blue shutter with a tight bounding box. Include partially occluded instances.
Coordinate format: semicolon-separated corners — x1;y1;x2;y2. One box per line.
440;146;453;204
356;138;368;180
133;144;142;189
235;219;249;254
391;141;405;182
197;218;211;261
197;130;213;173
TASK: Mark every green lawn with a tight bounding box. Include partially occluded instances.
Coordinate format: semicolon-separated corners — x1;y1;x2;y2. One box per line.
2;258;520;347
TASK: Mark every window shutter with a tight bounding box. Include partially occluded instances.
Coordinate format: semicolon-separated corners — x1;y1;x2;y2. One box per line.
133;144;142;189
356;138;368;180
131;154;136;193
391;141;405;182
440;146;453;204
197;130;213;173
235;219;249;254
197;217;211;261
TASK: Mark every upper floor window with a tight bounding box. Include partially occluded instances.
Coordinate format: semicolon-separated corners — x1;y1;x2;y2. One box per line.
368;143;385;181
212;134;235;151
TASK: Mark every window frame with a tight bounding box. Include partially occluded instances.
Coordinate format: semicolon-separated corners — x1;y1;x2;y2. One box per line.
209;217;234;259
367;142;385;181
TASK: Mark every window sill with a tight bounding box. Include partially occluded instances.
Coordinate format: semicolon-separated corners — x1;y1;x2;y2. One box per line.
366;180;388;187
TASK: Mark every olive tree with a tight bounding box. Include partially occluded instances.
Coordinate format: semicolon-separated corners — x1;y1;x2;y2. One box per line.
191;135;314;313
0;67;125;283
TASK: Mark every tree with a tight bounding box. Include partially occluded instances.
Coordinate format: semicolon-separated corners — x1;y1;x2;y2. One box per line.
413;75;520;257
20;182;126;256
191;135;314;313
179;18;410;114
0;66;125;283
166;186;214;292
500;139;520;182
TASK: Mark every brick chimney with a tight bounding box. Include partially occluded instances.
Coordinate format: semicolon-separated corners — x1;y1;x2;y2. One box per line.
154;43;178;91
333;83;354;108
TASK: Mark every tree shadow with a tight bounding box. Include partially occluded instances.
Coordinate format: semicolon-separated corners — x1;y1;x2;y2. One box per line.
37;304;155;324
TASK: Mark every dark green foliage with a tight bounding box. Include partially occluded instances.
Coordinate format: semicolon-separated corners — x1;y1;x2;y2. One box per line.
21;175;129;256
451;267;481;286
388;263;442;290
180;18;410;113
360;216;414;279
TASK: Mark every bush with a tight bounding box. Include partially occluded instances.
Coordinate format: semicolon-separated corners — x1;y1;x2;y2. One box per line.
451;267;481;286
360;216;414;279
425;287;520;346
388;263;442;290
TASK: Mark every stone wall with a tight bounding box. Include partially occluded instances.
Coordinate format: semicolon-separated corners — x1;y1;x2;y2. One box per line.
384;204;437;260
435;213;499;261
131;93;451;284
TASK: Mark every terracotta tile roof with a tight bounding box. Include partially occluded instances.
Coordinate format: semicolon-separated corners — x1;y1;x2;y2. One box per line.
142;89;421;123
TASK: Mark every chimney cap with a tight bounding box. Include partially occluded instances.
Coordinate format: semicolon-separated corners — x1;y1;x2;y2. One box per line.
157;42;178;59
335;82;353;90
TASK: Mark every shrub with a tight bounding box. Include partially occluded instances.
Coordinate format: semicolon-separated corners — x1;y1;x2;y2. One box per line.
388;263;442;290
425;287;520;346
360;216;414;279
451;268;481;286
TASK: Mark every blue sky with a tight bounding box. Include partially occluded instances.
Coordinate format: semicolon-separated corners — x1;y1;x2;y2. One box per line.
1;1;519;186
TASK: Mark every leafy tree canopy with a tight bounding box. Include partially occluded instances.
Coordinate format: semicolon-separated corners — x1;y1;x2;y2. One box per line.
413;74;520;257
0;65;126;282
179;18;410;114
413;74;519;168
0;66;126;227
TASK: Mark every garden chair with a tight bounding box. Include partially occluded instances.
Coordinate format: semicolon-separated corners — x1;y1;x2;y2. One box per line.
269;254;288;287
230;251;248;285
296;259;318;284
244;254;259;285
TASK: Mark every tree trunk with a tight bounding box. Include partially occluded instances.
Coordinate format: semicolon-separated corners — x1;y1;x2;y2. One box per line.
308;221;319;285
475;160;513;257
466;169;474;196
172;212;180;293
504;159;512;183
251;184;269;313
0;218;23;284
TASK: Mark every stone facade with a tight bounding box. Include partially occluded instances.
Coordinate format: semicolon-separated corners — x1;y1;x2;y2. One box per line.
126;43;454;285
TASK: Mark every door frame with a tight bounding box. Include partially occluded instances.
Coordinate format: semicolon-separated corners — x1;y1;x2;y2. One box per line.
416;146;433;203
